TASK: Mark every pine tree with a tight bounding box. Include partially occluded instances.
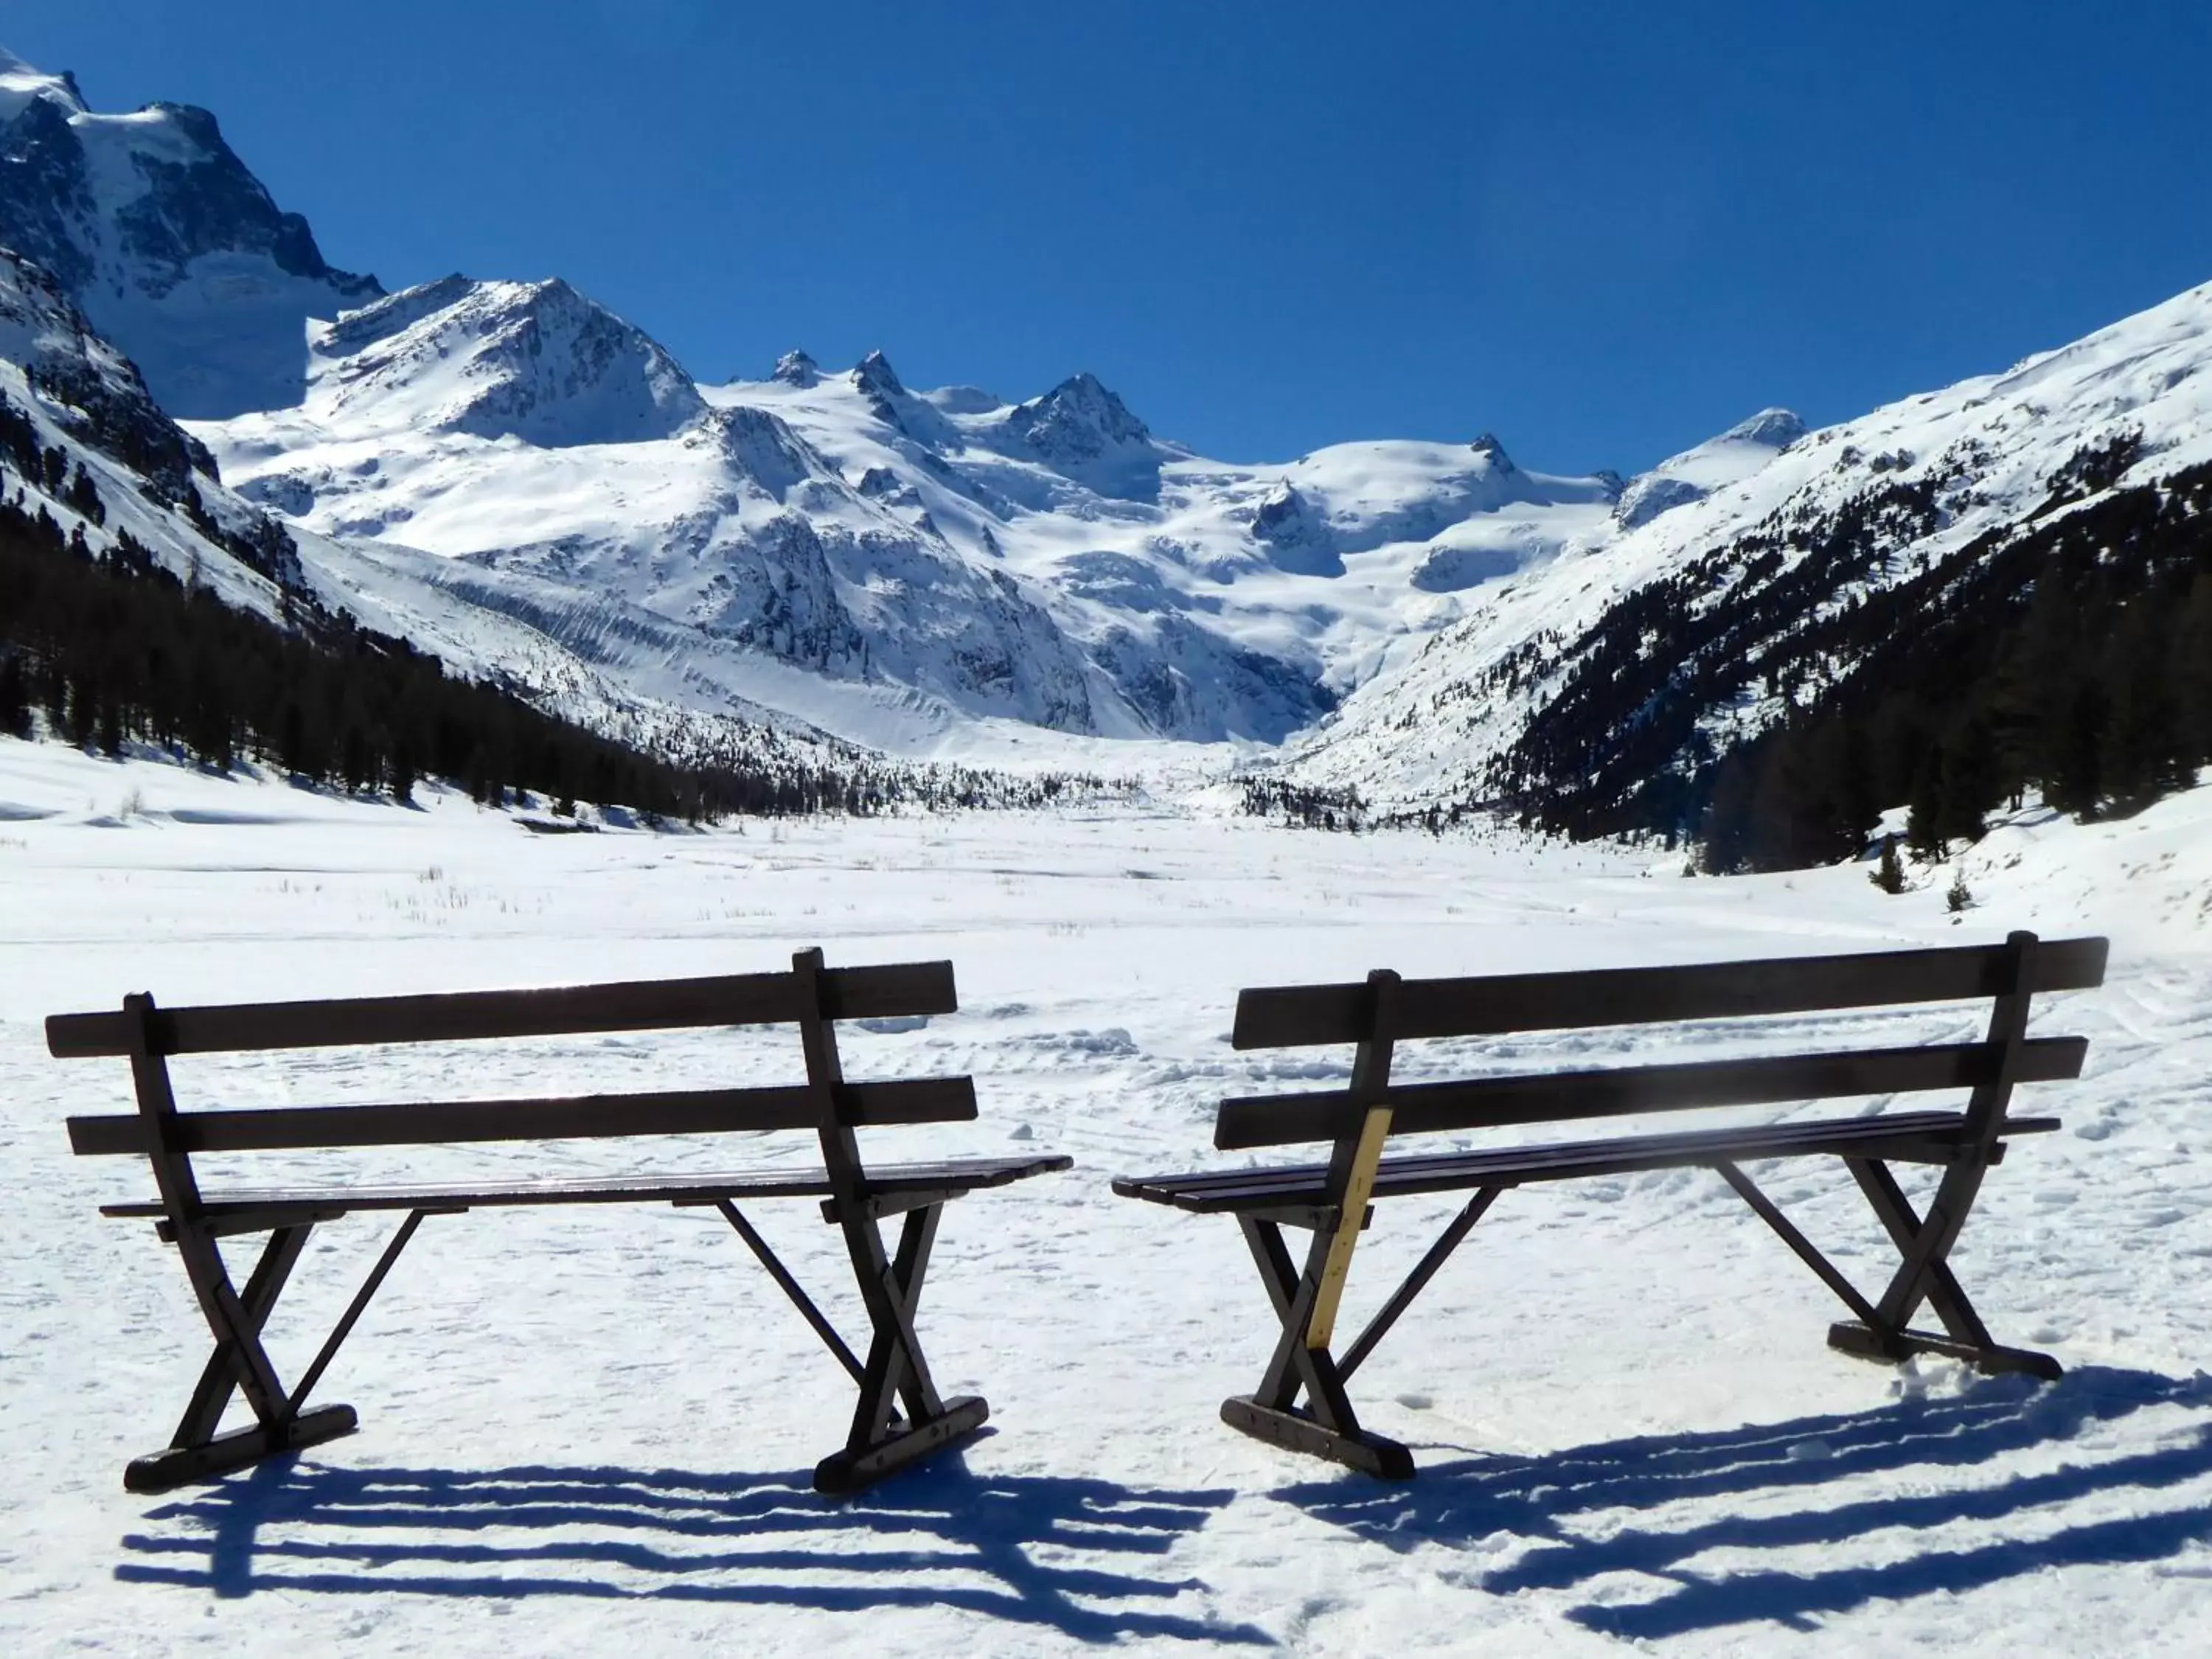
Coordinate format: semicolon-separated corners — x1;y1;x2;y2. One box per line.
1946;868;1973;914
1870;835;1905;894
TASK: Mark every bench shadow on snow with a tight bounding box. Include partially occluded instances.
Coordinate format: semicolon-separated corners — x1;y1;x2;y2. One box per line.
115;1443;1270;1645
1271;1364;2212;1640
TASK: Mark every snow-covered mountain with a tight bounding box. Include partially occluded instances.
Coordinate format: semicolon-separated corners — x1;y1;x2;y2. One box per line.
0;243;890;791
1610;408;1805;532
193;267;1627;749
0;242;302;608
0;48;380;418
1273;279;2212;816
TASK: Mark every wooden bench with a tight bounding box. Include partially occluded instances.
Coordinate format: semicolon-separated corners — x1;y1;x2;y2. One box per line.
53;947;1070;1496
1114;931;2107;1479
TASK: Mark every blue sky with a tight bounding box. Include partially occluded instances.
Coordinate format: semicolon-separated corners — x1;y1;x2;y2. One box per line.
11;1;2212;471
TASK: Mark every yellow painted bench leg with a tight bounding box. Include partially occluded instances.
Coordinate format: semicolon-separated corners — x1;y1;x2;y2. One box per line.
1307;1105;1394;1350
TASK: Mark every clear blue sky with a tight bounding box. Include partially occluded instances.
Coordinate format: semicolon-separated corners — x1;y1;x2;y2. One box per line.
12;1;2212;472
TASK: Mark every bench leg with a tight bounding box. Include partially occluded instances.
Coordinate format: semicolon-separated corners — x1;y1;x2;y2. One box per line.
128;1212;435;1494
1823;1319;2062;1380
1720;1153;2059;1381
168;1222;313;1450
1713;1155;2059;1381
815;1203;989;1495
125;1222;364;1494
127;1407;361;1495
1222;1216;1414;1480
1827;1157;2061;1380
1829;936;2062;1381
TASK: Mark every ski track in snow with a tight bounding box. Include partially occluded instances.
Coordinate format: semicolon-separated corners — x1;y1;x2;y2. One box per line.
4;737;2211;1654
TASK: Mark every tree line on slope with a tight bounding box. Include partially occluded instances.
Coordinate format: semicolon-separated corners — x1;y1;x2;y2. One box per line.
1489;443;2212;872
0;490;1107;821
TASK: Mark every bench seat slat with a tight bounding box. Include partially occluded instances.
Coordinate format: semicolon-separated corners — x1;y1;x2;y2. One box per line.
46;960;959;1059
1133;1107;1992;1195
1214;1036;2087;1150
97;1153;1075;1221
1231;936;2110;1049
66;1076;977;1156
1116;1113;2057;1212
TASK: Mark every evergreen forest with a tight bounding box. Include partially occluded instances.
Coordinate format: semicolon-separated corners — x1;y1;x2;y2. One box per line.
0;484;1096;821
1488;449;2212;871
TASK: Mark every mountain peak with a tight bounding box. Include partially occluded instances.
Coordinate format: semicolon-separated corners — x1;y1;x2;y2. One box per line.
1469;431;1514;470
0;44;380;417
0;46;87;118
140;98;226;150
1722;407;1806;448
306;274;704;446
990;371;1159;501
1612;406;1809;530
853;349;905;399
1009;372;1150;453
771;349;820;387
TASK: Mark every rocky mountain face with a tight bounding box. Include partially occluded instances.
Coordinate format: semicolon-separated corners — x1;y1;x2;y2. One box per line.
0;244;888;790
0;243;300;598
0;49;380;418
200;277;1111;738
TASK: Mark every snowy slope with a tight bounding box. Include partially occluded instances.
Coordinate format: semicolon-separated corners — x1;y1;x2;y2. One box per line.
4;736;2211;1655
0;243;305;614
1276;279;2212;810
203;283;1113;745
709;352;1625;734
4;39;1621;766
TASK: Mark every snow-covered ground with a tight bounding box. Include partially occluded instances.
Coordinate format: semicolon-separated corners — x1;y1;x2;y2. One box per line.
4;737;2211;1655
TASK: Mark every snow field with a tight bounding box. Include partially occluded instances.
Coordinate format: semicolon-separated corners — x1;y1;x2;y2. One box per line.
3;737;2211;1654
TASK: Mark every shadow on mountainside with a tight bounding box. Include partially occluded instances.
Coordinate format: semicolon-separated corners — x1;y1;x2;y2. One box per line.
1270;1364;2212;1640
116;1446;1269;1645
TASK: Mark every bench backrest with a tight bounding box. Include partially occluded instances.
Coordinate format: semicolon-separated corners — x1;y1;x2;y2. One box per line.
53;949;969;1192
1217;931;2107;1152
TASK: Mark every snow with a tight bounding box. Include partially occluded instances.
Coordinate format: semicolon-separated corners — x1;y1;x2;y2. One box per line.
0;248;301;622
5;734;2211;1654
18;39;2212;794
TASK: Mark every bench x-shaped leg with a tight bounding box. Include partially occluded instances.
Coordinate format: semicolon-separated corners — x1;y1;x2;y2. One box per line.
1219;1214;1416;1479
169;1222;314;1450
813;1203;989;1495
1826;1156;2060;1380
127;1212;432;1494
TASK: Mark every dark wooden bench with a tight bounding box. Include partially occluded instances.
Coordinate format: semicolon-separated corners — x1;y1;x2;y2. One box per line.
53;947;1070;1496
1114;931;2107;1479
